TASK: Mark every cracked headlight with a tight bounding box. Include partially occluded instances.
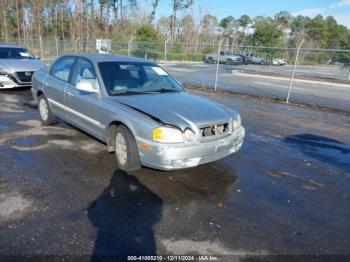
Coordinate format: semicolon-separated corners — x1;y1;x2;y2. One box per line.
232;114;241;130
152;126;184;143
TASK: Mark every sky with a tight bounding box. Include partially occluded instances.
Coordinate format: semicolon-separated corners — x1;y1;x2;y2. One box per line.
145;0;350;28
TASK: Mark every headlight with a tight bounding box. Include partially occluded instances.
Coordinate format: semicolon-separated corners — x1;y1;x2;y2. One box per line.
152;126;184;143
184;128;196;142
232;114;241;130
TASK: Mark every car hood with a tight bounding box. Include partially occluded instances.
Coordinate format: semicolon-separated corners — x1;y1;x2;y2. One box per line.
0;59;44;73
113;92;235;130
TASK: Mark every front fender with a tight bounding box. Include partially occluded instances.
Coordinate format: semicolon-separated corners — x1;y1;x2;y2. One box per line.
101;101;159;143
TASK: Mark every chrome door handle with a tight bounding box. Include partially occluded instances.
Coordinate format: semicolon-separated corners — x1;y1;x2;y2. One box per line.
67;91;74;97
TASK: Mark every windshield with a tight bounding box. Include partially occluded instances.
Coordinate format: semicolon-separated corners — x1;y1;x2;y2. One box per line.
0;47;35;59
98;62;184;95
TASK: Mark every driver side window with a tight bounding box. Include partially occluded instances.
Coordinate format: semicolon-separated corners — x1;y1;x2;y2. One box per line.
70;58;97;88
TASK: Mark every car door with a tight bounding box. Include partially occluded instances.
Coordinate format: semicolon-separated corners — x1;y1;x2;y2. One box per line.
65;58;104;139
44;56;76;119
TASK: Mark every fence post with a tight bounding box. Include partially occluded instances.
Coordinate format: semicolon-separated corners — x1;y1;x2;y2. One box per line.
347;67;350;82
214;39;225;91
74;37;80;52
128;37;134;56
39;35;43;59
164;36;171;66
286;39;305;103
55;36;59;57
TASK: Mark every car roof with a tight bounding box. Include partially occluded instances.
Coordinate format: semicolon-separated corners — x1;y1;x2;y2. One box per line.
61;53;156;64
0;44;26;49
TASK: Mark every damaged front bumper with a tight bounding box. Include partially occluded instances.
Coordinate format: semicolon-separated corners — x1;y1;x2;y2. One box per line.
137;126;245;171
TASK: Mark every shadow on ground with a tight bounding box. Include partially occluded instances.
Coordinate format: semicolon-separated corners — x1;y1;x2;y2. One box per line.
87;170;162;260
87;163;238;260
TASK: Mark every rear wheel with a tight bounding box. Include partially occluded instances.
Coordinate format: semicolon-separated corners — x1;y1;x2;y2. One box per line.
115;125;141;172
208;57;214;64
38;95;57;125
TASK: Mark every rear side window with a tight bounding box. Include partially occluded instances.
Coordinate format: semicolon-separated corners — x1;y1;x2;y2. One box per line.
50;57;75;82
70;58;96;86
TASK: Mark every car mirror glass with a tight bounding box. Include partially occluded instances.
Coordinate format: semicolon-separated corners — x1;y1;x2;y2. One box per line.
76;79;99;94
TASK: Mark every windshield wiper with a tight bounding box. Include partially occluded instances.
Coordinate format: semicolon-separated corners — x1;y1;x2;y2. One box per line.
113;88;181;96
113;90;153;96
149;87;180;93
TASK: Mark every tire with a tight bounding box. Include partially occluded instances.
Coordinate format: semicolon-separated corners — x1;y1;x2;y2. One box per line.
226;59;232;65
115;125;141;172
208;57;214;64
38;95;57;125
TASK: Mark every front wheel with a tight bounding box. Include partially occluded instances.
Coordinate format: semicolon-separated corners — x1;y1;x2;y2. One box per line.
38;95;57;125
115;125;141;172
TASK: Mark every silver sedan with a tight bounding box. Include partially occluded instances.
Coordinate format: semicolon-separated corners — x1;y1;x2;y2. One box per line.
0;44;44;89
31;54;245;171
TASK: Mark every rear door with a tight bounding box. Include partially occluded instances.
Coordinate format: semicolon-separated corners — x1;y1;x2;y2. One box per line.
44;56;76;119
65;58;104;139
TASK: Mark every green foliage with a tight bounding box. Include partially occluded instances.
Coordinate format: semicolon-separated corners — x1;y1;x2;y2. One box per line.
239;15;252;27
302;52;331;65
201;46;215;54
169;44;185;53
134;25;163;42
166;52;203;61
251;19;283;47
274;11;292;28
133;25;164;59
2;0;350;66
306;15;328;46
220;16;235;29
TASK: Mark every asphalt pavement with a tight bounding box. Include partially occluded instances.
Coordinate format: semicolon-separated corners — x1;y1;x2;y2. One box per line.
0;88;349;261
166;63;350;112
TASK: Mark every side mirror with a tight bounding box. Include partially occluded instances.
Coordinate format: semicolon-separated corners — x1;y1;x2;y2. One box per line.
76;79;99;94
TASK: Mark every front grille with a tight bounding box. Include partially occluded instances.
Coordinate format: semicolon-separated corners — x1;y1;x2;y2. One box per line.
16;71;34;83
200;122;230;139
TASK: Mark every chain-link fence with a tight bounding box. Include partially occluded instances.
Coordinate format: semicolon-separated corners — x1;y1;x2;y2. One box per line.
1;37;349;112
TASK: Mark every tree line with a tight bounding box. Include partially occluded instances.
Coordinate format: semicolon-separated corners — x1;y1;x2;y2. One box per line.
0;1;350;50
